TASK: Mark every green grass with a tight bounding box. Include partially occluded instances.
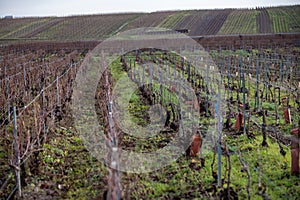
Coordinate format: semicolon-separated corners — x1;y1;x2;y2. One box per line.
21;125;300;199
22;127;107;199
125;133;299;199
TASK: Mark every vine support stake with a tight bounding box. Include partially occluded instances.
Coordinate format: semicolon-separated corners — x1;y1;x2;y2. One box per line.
13;106;22;198
6;77;9;99
255;58;259;110
291;128;299;176
56;76;59;107
216;89;222;187
205;53;209;117
262;109;268;146
282;97;291;124
23;64;27;96
242;66;247;135
7;101;11;121
42;86;47;142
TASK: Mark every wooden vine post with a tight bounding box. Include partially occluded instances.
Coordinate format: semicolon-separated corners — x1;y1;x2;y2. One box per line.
262;109;268;146
282;97;291;124
235;104;244;131
189;129;202;157
291;128;299;176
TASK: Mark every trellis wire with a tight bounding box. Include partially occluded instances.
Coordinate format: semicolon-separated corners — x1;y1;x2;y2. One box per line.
0;60;82;198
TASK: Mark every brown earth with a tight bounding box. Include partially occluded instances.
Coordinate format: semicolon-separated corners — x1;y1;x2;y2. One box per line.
257;8;272;33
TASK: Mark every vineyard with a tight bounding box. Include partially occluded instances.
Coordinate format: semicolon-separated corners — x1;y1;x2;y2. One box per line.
218;9;258;34
0;5;300;43
0;5;300;200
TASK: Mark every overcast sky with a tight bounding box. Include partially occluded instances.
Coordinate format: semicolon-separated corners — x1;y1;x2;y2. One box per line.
0;0;299;17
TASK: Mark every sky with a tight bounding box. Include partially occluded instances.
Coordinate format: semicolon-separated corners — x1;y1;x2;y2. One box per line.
0;0;299;17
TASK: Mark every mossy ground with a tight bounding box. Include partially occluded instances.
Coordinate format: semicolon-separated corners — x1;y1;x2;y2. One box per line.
20;128;300;199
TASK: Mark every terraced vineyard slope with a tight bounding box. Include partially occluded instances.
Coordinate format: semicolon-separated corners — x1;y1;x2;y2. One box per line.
0;5;299;43
267;6;300;33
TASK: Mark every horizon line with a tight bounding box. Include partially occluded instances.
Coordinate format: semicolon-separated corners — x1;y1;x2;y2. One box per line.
2;3;299;18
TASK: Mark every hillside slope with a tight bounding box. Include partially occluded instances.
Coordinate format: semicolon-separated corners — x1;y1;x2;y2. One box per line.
0;5;299;42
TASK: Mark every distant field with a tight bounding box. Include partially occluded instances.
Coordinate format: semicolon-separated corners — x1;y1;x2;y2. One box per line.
267;6;300;33
218;9;258;34
0;5;299;42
